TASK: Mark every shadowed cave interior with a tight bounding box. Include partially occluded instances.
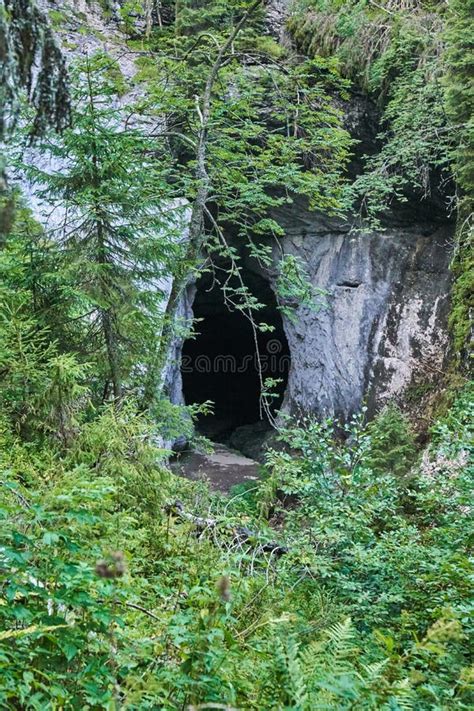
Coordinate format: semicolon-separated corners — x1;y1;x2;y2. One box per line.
182;270;290;445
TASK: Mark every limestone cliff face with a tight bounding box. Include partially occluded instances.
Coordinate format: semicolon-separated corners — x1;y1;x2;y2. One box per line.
261;203;453;421
25;0;454;428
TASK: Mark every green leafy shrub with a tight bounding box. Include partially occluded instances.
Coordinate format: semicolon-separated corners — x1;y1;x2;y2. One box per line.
0;379;472;708
0;467;127;708
260;398;473;708
366;404;417;477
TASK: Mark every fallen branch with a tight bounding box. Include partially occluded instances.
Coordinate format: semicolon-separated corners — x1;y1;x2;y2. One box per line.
123;601;161;622
165;501;288;557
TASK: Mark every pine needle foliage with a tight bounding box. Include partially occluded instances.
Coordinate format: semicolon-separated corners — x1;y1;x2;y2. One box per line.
366;405;417;477
22;54;184;401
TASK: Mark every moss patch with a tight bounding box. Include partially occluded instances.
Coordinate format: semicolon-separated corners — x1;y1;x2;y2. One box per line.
449;225;473;364
48;9;68;30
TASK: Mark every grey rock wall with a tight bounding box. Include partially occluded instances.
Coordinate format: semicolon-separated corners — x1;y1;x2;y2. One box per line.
265;0;291;41
261;202;452;420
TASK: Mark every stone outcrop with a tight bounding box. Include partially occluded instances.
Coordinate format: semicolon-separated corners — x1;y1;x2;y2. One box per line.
259;203;453;421
265;0;291;41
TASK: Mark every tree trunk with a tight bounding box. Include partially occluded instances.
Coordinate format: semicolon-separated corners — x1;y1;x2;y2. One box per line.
96;219;122;402
101;308;122;401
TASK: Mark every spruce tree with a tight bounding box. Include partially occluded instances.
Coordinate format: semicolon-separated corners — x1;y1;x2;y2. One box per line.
26;54;182;402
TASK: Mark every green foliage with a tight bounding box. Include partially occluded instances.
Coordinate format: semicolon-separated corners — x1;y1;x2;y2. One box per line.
119;0;144;36
449;231;474;359
0;205;87;442
430;381;473;457
129;0;353;404
289;0;455;223
134;5;353;237
276;253;326;320
0;471;123;708
444;0;474;202
0;0;69;140
260;396;473;708
289;0;473;359
366;404;417;478
21;54;184;400
172;0;267;37
0;305;88;444
0;2;472;707
0;397;171;708
2;384;471;708
444;0;474;361
48;9;68;30
97;52;128;96
269;619;413;709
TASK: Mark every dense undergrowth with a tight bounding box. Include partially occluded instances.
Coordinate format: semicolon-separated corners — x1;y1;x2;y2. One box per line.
0;385;472;708
0;198;472;705
0;0;472;708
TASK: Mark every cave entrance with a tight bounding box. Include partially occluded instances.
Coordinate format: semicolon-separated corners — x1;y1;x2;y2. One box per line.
181;270;290;444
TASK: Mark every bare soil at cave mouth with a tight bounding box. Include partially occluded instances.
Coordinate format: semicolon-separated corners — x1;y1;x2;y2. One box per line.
171;444;261;493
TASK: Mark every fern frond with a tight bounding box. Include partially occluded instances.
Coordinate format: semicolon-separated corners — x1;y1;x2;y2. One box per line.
389;679;415;710
299;639;326;677
285;636;309;709
325;617;356;666
360;658;389;680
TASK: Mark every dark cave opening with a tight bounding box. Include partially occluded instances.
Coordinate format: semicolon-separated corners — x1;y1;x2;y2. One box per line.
181;270;290;443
